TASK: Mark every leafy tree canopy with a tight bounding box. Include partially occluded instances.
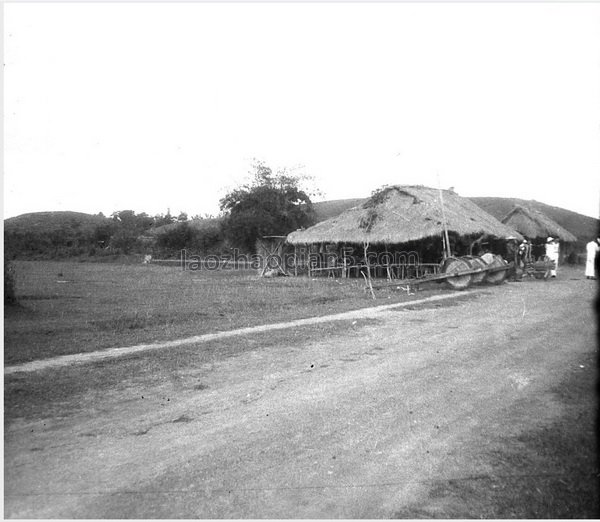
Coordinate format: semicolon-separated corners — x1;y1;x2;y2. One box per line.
152;210;176;228
109;210;154;254
110;210;154;233
219;161;318;252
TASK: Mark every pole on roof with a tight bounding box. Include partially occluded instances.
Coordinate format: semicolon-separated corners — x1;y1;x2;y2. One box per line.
437;173;452;259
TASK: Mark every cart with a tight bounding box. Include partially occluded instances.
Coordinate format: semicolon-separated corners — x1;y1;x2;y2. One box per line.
367;254;512;293
522;256;555;280
416;254;511;290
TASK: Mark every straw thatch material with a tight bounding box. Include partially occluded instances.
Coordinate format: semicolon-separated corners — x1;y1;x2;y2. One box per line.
287;185;522;245
500;205;577;242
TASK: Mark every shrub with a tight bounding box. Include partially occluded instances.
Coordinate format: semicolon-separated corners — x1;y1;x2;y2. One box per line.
155;222;193;253
153;219;226;258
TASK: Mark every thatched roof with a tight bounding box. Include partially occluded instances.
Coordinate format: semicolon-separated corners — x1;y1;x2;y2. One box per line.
287;185;523;245
500;205;577;242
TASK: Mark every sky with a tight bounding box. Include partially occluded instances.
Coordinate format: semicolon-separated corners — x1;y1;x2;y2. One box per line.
3;1;600;220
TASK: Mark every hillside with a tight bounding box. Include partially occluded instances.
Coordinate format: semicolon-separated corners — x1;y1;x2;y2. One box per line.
311;198;366;223
4;211;109;234
469;197;599;247
4;211;114;259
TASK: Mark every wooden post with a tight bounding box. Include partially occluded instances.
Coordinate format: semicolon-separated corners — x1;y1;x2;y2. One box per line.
363;240;376;300
384;242;392;281
294;245;298;277
258;238;269;277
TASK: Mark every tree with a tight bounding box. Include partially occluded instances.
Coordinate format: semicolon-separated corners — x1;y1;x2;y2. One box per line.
155;222;193;253
111;210;154;233
153;219;225;257
92;221;116;248
219;161;318;253
153;210;175;228
109;210;154;254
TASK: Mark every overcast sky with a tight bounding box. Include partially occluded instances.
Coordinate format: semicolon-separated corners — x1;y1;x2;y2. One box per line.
4;1;600;220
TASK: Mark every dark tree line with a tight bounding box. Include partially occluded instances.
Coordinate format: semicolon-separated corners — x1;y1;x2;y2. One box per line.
4;162;318;260
4;210;192;259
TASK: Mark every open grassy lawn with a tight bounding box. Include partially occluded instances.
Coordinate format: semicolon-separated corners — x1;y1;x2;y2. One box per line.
4;260;455;365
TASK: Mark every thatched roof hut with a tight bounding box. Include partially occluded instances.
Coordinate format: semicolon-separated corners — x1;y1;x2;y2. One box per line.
500;205;577;242
287;185;522;245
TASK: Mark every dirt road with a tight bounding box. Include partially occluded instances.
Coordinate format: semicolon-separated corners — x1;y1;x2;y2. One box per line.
4;273;598;518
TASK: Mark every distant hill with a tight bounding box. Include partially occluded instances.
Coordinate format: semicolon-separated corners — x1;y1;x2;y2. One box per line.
469;197;599;248
4;211;109;234
311;198;366;223
4;211;113;259
3;211;226;259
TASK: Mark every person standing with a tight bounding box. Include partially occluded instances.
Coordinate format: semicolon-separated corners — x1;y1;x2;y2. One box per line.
585;237;600;279
518;239;531;267
506;237;520;280
545;237;560;278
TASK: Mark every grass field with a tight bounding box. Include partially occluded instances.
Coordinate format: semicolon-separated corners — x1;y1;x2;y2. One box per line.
4;260;457;365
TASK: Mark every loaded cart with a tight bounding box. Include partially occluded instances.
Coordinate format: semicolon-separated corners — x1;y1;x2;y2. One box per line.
365;253;512;294
521;255;556;280
411;253;511;290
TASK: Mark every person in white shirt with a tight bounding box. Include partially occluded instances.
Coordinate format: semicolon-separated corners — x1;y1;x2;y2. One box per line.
545;237;559;278
585;238;600;279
